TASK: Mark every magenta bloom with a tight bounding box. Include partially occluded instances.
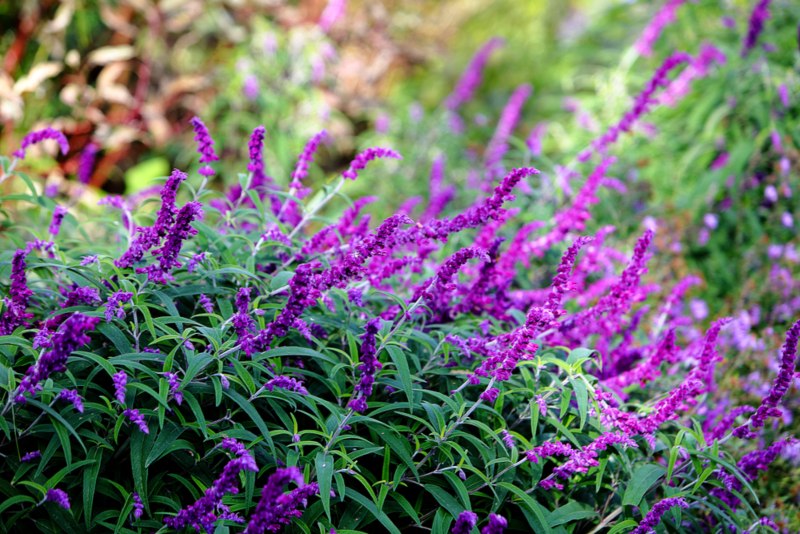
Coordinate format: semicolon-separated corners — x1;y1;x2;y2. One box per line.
634;0;688;57
138;201;203;283
190;116;219;176
198;294;214;313
132;492;144;520
165;372;183;405
445;37;505;112
0;248;34;335
44;488;71;510
290;130;327;198
319;0;347;32
526;122;547;157
485;84;532;182
21;450;42;462
579;52;690;161
631;497;689;534
341;147;402;180
13;128;69;159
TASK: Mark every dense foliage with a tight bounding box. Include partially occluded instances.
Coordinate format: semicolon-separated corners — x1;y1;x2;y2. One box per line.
1;1;799;533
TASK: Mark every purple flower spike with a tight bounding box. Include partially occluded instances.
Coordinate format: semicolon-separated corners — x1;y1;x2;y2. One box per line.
57;389;85;413
0;248;34;335
113;371;128;404
485;84;533;182
124;408;149;434
247;125;267;187
15;314;99;403
634;0;688;57
579;53;690;161
138;201;203;283
526;122;547;157
445;37;505;112
243;467;320;534
21;450;42;462
165;446;257;532
165;372;183;405
452;511;478;534
13;128;69;159
265;376;309;395
77;143;98;184
347;318;382;413
105;291;133;322
290;130;327;198
742;0;772;57
44;488;71;510
49;205;68;236
199;294;214;314
734;318;800;438
132;492;144;520
500;429;515;449
190;116;219;176
481;513;507;534
630;497;689;534
342;147;402;180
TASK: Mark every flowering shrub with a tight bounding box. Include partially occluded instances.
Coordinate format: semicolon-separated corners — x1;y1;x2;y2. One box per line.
1;1;799;533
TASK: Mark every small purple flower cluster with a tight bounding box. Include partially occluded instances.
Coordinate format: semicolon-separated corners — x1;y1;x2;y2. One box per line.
13;128;69;159
347;318;382;413
190;116;219;177
341;147;402;180
243;467;320;534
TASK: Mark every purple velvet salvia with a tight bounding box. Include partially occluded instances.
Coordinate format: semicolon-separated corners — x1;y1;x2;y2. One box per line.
80;255;98;266
341;147;402;180
265;375;309;395
13;128;69;159
452;511;478;534
422;155;455;221
479;387;500;403
77;142;98;184
347;318;382;413
634;0;688;57
132;492;144;520
58;389;84;413
44;488;71;510
485;84;532;182
500;429;515;449
630;497;689;534
526;122;547;157
61;285;101;308
0;248;34;335
15;313;99;403
734;318;800;438
445;37;505;112
115;169;187;268
418;246;489;316
243;467;320;534
199;293;214;313
138;201;203;283
742;0;772;57
113;370;128;404
165;372;183;405
187;252;206;273
579;53;690;161
165;444;257;531
289;130;327;198
49;205;67;236
247;125;267;187
481;513;507;534
21;450;41;462
123;408;149;433
659;43;726;107
105;291;133;322
190;116;218;176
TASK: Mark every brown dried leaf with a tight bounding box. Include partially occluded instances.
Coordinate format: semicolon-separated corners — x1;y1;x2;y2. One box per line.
13;62;63;94
87;46;136;66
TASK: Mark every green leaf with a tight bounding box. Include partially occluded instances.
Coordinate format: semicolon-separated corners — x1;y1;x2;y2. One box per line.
345;488;401;534
622;464;665;506
82;448;103;529
424;484;462;519
497;482;551;533
316;452;334;520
